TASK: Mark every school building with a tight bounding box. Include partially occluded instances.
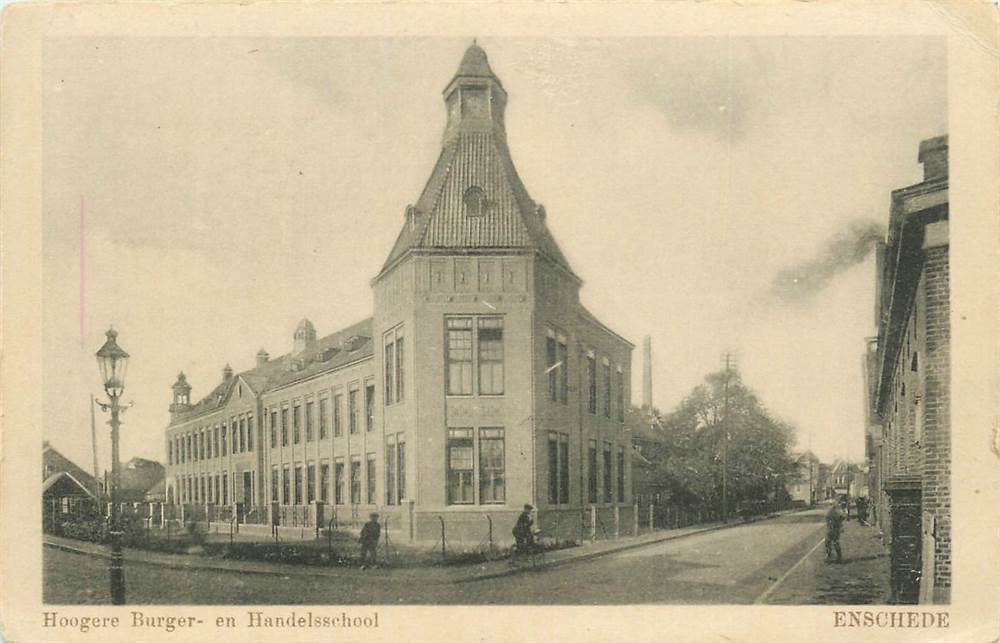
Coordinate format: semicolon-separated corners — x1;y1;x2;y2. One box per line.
163;43;636;543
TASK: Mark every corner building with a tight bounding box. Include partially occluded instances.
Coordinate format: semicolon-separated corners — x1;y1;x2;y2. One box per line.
164;44;635;543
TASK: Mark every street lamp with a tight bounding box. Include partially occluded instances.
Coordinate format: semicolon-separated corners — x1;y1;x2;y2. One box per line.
95;327;130;605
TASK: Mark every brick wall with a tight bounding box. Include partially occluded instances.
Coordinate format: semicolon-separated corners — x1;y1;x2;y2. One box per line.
920;246;950;588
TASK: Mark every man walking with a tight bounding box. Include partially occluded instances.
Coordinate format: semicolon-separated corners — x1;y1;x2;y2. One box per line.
359;513;381;569
512;504;535;554
825;503;845;563
856;496;868;525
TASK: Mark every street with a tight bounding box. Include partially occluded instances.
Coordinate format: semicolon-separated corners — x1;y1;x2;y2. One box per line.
45;508;887;605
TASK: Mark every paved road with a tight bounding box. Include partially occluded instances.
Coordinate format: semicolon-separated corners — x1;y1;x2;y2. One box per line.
45;509;829;605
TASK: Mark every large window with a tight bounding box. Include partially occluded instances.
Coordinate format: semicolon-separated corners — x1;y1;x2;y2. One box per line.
397;440;406;502
293;405;301;444
446;427;505;505
617;446;626;503
447;428;474;504
366;453;376;504
214;427;221;458
478;319;504;395
232;421;239;454
294;464;303;505
281;466;290;504
307;462;316;504
270;466;278;503
603;441;613;503
221;428;227;457
349;389;358;434
385;438;397;505
350;458;361;505
365;384;375;432
447;318;474;395
320;461;330;503
547;432;570;504
616;366;625;423
247;415;254;451
270;411;278;448
546;330;558;401
587;353;597;414
479;428;505;503
334;394;343;437
587;439;598;503
305;401;314;442
396;335;405;403
335;460;344;505
281;408;289;446
319;398;328;439
239;418;246;452
603;359;612;419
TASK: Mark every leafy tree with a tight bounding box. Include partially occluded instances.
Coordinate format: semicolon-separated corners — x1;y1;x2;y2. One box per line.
652;370;797;512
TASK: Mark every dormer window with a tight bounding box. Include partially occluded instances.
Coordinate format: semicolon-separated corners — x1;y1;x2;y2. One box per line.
464;186;486;217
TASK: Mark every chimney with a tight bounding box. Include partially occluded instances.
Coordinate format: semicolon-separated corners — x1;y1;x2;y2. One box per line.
642;335;653;411
256;348;270;368
222;364;234;381
918;135;948;181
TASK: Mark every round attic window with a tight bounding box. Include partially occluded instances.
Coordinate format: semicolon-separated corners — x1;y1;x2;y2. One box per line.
463;186;486;217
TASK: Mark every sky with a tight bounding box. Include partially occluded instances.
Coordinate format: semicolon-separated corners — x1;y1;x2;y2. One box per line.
41;36;946;474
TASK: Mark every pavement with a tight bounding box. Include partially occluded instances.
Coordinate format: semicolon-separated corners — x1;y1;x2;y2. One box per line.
43;509;796;586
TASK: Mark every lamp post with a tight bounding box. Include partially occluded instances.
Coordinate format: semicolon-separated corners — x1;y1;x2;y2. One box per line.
95;327;130;605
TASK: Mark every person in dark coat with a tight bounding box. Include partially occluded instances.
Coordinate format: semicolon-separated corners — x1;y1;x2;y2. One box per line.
856;497;868;524
359;513;381;568
825;503;845;563
512;504;535;553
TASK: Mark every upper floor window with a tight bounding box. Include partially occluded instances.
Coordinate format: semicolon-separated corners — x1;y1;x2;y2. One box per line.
365;384;375;432
546;328;569;404
293;405;301;444
463;186;486;217
349;389;358;434
305;401;314;442
247;415;254;451
280;408;289;446
334;394;343;437
587;352;597;414
319;398;328;440
384;326;405;405
446;316;504;396
615;366;625;423
602;359;612;419
270;410;278;448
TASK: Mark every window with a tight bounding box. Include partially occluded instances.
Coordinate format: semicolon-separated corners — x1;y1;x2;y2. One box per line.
222;472;228;505
397;440;406;502
247;415;254;451
232;421;239;454
396;335;405;402
221;428;227;457
335;460;345;505
384;338;395;405
305;401;314;442
307;462;316;504
239;418;246;452
547;330;558;402
349;389;358;434
447;428;474;504
479;428;505;504
320;461;330;503
281;466;290;504
547;432;570;504
350;458;361;505
588;439;598;503
319;398;328;439
270;466;278;503
215;475;220;503
334;394;343;437
463;186;485;217
294;465;303;505
168;441;173;465
214;427;221;458
616;366;625;422
478;318;504;395
293;405;301;444
587;353;597;414
270;411;278;448
365;384;375;432
386;438;397;505
558;338;568;403
366;453;376;504
603;359;612;419
617;446;626;502
603;442;613;503
447;318;474;395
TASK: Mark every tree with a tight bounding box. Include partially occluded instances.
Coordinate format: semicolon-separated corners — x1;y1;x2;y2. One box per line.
652;369;797;513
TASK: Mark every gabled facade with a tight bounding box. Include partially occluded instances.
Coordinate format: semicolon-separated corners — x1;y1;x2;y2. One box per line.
164;44;635;542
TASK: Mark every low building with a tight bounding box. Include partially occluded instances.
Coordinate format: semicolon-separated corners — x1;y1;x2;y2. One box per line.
42;442;100;530
868;135;949;604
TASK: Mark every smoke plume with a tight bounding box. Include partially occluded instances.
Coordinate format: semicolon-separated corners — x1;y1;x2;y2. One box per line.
769;219;885;303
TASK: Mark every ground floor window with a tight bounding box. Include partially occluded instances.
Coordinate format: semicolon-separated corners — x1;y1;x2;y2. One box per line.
386;439;397;505
335;460;345;505
603;441;613;503
366;453;376;504
617;446;626;503
320;461;330;503
222;472;228;505
547;432;570;504
397;440;406;502
307;462;316;504
281;466;290;504
447;428;474;504
350;458;361;505
479;428;505;504
446;426;505;505
294;465;303;505
270;466;278;503
588;440;598;504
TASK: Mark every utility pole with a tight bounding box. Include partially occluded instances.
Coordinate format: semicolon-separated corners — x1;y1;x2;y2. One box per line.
721;352;735;524
90;394;101;500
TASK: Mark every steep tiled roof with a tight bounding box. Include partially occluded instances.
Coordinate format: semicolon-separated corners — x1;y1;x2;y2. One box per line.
379;44;576;278
171;318;373;424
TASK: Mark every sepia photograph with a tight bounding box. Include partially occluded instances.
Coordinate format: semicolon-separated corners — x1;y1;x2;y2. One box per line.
3;2;999;642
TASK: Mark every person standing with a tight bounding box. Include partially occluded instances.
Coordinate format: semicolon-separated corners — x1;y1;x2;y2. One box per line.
856;497;868;524
825;503;845;563
359;512;381;569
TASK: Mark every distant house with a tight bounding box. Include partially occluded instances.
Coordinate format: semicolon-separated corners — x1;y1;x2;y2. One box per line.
43;441;100;498
628;407;669;506
786;452;819;506
114;457;166;503
42;442;100;529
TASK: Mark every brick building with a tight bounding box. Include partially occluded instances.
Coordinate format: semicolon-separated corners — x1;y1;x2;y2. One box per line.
163;44;636;543
867;135;949;604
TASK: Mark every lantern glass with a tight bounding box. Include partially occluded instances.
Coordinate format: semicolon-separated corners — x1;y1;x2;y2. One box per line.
95;328;129;397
